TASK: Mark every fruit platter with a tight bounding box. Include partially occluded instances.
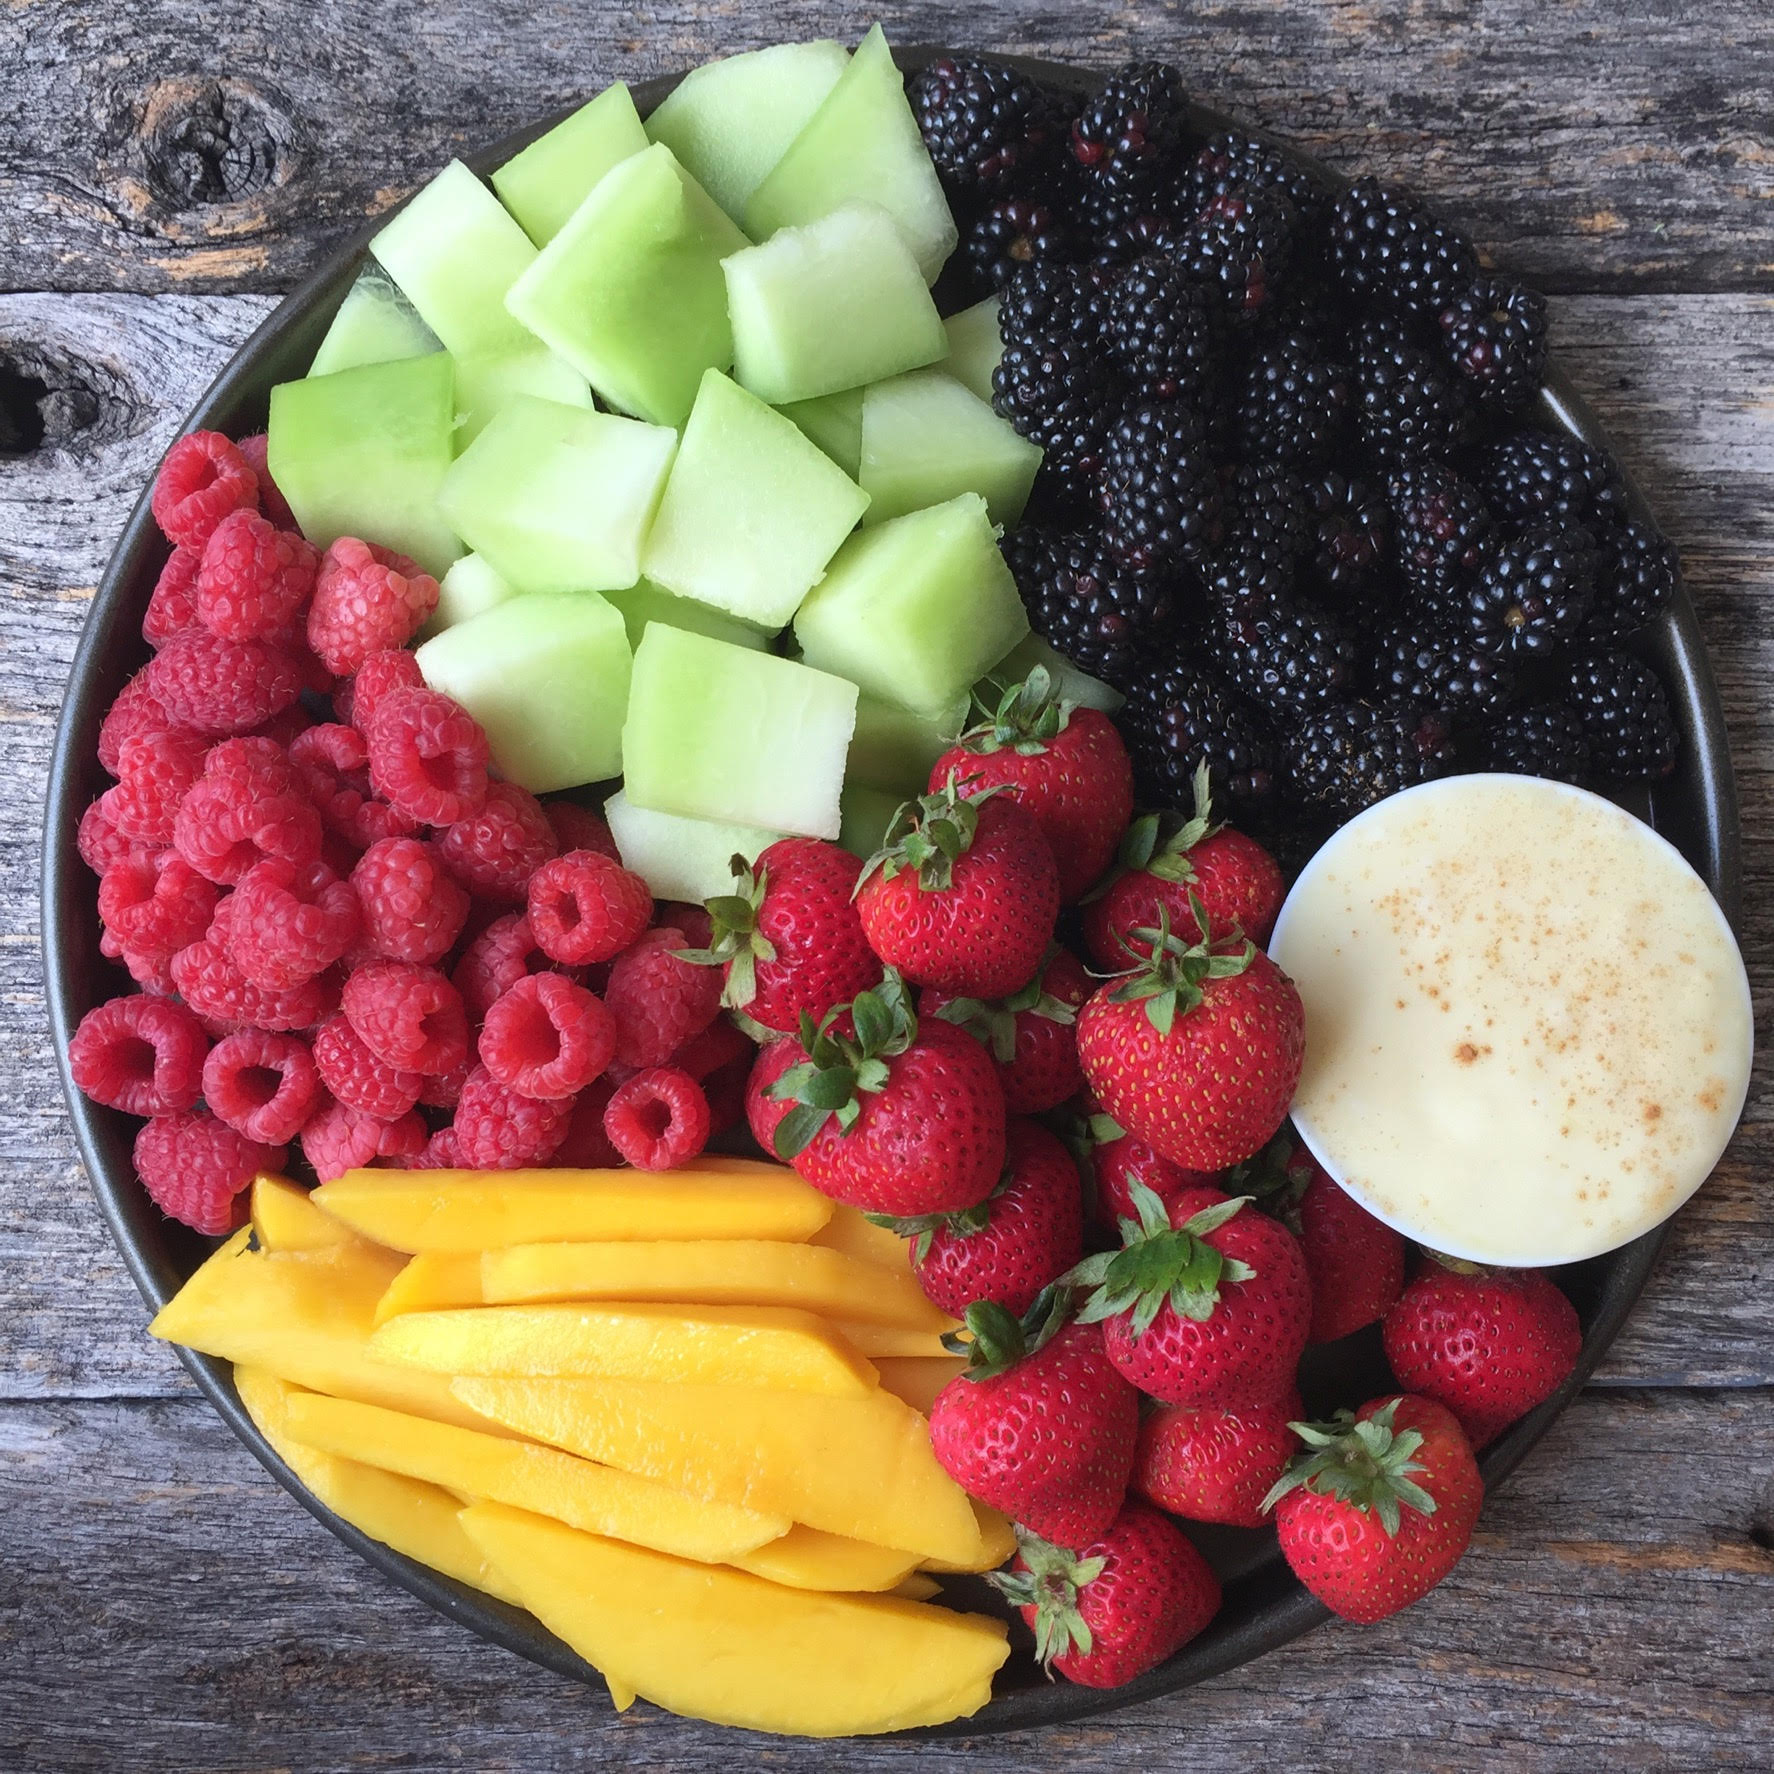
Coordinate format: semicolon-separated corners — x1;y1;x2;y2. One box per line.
43;28;1750;1739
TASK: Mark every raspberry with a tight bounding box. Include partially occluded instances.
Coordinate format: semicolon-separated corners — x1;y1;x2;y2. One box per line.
201;1028;321;1144
418;1051;473;1109
106;929;180;996
300;1095;428;1182
97;669;179;775
311;1012;423;1119
78;799;144;876
195;509;318;642
405;1125;463;1170
668;1016;754;1082
604;928;723;1069
249;702;317;750
227;857;363;988
527;851;652;966
703;1051;752;1138
478;973;617;1101
287;723;416;850
550;1077;622;1168
338;647;425;732
143;547;202;648
137;1109;279;1233
542;800;621;861
151;431;258;551
453;1064;573;1169
451;912;557;1023
366;688;490;827
341;960;468;1075
102;728;210;845
350;835;470;965
236;433;295;527
98;851;219;957
439;781;558;903
307;538;440;676
68;993;209;1116
144;629;303;736
171;897;340;1032
602;1067;710;1171
655;902;715;949
173;737;323;885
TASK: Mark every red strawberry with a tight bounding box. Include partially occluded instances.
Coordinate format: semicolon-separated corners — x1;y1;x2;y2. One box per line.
1134;1391;1302;1528
855;779;1059;1000
685;837;881;1033
920;945;1090;1114
1084;1114;1220;1233
1075;898;1304;1171
1382;1259;1582;1447
1071;1181;1312;1409
745;971;1005;1216
1265;1394;1483;1623
928;1288;1140;1547
885;1119;1085;1317
927;668;1134;901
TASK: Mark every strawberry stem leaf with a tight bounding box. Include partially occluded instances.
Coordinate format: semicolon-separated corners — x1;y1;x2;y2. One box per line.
948;1283;1071;1378
988;1527;1109;1672
1062;1185;1256;1334
1259;1397;1439;1536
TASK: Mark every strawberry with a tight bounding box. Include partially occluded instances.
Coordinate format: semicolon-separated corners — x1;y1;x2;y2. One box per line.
1264;1394;1483;1623
1133;1391;1302;1528
684;837;881;1032
1230;1127;1406;1343
855;778;1059;1000
992;1504;1221;1688
1082;1113;1221;1233
881;1118;1086;1317
921;945;1090;1114
744;971;1005;1216
929;1288;1140;1548
1083;764;1285;968
1074;898;1305;1171
1382;1258;1582;1447
927;667;1134;901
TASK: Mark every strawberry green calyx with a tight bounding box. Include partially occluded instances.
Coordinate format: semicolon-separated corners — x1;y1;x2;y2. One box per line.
932;948;1080;1063
855;772;1004;895
865;1191;994;1264
1106;898;1256;1035
679;855;777;1009
989;1527;1109;1670
1224;1125;1310;1230
1259;1399;1438;1537
1420;1247;1492;1277
1082;762;1218;904
957;665;1074;757
763;970;916;1159
1064;1180;1256;1336
945;1282;1071;1378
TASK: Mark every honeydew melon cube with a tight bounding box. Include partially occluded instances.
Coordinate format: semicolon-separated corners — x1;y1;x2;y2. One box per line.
371;161;538;359
642;369;870;629
777;388;863;478
603;580;772;655
941;296;1003;404
492;84;649;245
414;592;632;791
425;553;517;638
792;494;1029;714
724;204;946;405
504;143;750;428
309;271;439;377
985;634;1125;714
645;41;851;225
847;694;968;793
859;369;1041;528
746;25;956;284
839;781;907;861
604;788;784;903
622;626;857;840
436;396;676;594
267;353;461;577
450;346;593;448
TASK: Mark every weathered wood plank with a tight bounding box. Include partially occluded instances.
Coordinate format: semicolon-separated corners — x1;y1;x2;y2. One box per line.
0;1390;1768;1770
1;3;1772;297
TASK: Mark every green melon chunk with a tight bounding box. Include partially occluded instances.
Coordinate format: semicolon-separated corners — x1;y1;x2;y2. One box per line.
645;41;851;225
370;161;538;360
838;780;906;862
414;592;632;792
984;633;1126;714
725;204;946;405
604;788;784;904
846;693;967;793
603;579;772;654
451;346;593;449
267;353;461;577
309;271;439;378
436;395;676;594
642;369;870;629
859;369;1041;529
942;296;1003;404
424;553;518;639
776;388;863;478
746;24;956;283
504;143;750;428
792;493;1029;713
492;84;649;245
622;626;856;839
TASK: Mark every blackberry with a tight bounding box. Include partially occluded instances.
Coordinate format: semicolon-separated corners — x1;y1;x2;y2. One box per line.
992;337;1120;503
1350;318;1472;462
1179;131;1329;228
1120;657;1278;806
1208;597;1357;716
909;57;1065;194
963;200;1081;292
1585;518;1681;645
997;259;1120;352
1069;61;1191;207
1387;459;1496;604
1091;211;1184;266
1219;462;1314;561
1229;326;1353;466
1479;429;1628;532
1302;471;1392;601
1366;616;1517;719
1437;276;1548;412
1001;527;1176;688
1106;256;1215;401
1282;701;1457;812
1562;649;1679;780
1475;702;1593;785
1173;188;1298;327
1204;538;1296;610
1463;524;1597;659
1325;176;1479;316
1098;402;1223;570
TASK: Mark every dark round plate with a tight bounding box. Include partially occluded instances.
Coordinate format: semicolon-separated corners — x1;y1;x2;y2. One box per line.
43;47;1742;1738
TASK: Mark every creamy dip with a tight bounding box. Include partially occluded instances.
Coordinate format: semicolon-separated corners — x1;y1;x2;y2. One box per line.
1268;774;1752;1265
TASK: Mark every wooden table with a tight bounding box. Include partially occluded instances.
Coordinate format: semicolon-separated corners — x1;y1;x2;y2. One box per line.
3;5;1770;1768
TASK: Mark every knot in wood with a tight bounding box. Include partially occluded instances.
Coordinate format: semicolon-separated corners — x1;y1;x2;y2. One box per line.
138;75;293;213
0;338;137;459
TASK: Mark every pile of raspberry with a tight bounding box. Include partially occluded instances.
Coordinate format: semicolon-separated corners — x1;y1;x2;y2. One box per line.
68;430;757;1238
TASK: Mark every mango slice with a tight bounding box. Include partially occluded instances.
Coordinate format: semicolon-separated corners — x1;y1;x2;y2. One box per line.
923;1501;1017;1575
312;1162;832;1252
374;1252;485;1326
731;1524;920;1592
251;1173;357;1252
282;1391;788;1562
479;1237;951;1330
873;1355;968;1415
808;1203;911;1270
460;1503;1010;1735
834;1320;958;1360
234;1367;521;1606
892;1573;944;1602
454;1375;981;1565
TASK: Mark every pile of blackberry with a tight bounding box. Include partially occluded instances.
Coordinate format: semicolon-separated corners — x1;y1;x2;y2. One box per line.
912;55;1684;822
